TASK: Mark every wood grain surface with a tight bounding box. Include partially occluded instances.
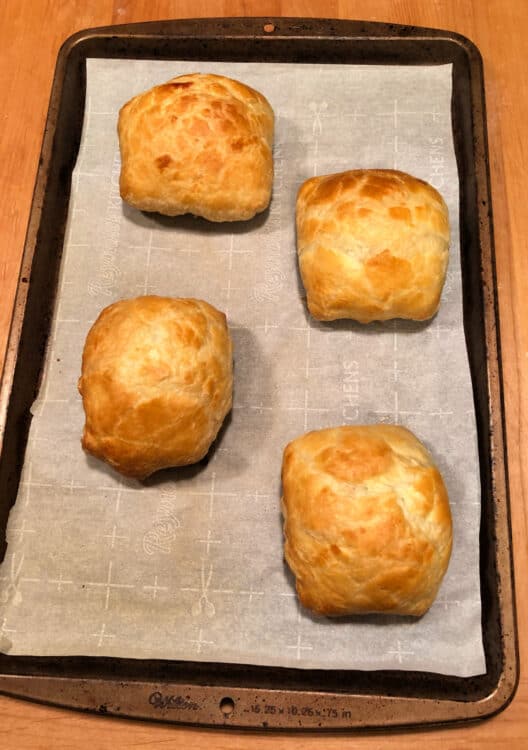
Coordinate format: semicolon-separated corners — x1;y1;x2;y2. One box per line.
0;0;526;747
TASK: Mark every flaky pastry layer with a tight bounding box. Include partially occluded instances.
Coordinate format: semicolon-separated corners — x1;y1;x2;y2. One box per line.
281;425;452;616
78;296;233;479
296;169;450;322
118;73;274;221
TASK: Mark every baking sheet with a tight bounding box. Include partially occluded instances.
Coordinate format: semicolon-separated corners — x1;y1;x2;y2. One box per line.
0;59;485;676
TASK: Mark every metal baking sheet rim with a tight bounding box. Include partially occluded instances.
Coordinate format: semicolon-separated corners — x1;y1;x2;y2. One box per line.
0;17;519;730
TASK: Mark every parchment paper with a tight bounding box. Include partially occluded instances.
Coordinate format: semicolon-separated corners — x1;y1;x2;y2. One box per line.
0;59;485;676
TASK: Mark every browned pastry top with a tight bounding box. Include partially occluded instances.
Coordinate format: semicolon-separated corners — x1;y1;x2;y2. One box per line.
281;424;453;616
296;169;450;322
118;73;274;221
79;296;233;479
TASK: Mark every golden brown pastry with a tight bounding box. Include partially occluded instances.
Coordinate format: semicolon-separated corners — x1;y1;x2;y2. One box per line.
296;169;450;322
118;73;274;222
78;296;233;479
281;425;452;616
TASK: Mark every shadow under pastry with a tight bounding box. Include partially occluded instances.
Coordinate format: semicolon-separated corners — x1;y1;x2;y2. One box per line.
122;201;271;236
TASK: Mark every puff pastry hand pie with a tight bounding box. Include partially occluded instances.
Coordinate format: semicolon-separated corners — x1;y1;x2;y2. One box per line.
296;169;450;323
118;73;274;222
79;296;233;479
281;425;452;616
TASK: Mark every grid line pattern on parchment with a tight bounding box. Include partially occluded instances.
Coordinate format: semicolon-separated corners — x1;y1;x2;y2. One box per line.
0;60;484;676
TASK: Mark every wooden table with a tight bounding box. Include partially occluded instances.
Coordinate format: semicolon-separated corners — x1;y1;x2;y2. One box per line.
1;1;526;747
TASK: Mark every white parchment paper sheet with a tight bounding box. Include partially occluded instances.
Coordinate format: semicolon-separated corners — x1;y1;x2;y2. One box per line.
0;59;485;676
